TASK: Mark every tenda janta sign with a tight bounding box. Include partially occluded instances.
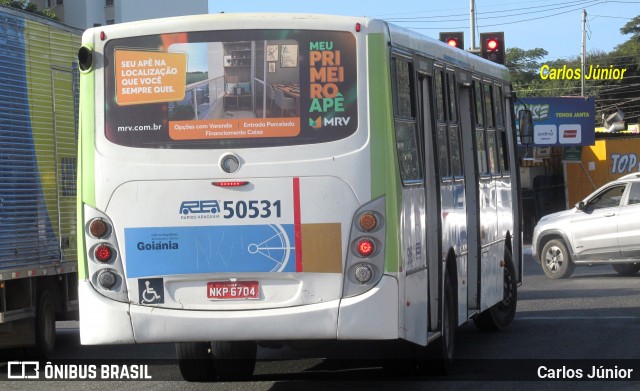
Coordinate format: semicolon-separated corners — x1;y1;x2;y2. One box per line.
515;97;595;147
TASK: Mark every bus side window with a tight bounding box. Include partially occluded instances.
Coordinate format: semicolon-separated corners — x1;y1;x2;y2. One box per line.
473;80;488;175
473;81;484;128
494;85;509;173
483;83;495;130
484;83;499;175
435;68;449;178
393;58;422;184
446;72;462;178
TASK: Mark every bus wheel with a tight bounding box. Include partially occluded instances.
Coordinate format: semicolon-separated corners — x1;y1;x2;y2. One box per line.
474;248;517;332
419;268;455;375
612;263;640;276
175;342;217;382
211;341;257;380
26;290;56;358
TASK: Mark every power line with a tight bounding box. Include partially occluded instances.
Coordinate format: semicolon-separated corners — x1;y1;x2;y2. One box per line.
386;0;596;22
388;0;604;29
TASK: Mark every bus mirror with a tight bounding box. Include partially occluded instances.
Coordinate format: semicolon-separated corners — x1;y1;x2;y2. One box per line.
78;46;93;71
518;109;533;145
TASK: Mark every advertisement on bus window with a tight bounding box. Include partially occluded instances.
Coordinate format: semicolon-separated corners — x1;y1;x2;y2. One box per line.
103;30;357;148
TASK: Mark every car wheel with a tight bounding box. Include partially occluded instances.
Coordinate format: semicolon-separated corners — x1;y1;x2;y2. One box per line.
612;263;640;276
540;239;575;279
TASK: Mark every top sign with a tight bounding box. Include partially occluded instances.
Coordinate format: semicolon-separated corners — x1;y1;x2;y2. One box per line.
515;97;595;147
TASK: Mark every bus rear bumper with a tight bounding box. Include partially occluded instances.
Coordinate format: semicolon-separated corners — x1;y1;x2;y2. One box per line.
79;281;135;345
79;276;399;344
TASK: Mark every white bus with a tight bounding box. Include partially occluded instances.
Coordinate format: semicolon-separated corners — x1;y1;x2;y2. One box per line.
76;13;525;380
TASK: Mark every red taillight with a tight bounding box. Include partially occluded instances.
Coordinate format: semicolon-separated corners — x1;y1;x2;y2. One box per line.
356;239;375;257
212;181;249;187
94;244;113;262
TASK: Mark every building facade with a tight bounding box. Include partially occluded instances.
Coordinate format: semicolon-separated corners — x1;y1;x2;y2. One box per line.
30;0;208;29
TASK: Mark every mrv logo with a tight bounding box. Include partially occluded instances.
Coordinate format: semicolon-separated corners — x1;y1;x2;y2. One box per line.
309;116;351;129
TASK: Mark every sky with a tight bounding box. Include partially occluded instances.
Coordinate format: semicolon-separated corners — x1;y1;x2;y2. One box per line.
207;0;640;61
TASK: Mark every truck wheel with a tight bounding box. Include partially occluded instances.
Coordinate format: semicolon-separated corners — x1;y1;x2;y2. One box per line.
474;248;517;331
212;341;257;380
26;290;56;358
540;239;575;279
612;263;640;276
175;342;216;382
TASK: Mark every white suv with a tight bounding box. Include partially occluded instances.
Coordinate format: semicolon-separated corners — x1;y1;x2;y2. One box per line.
532;173;640;279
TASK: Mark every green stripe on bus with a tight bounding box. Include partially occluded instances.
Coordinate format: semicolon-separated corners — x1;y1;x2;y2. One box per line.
77;55;97;280
368;33;402;274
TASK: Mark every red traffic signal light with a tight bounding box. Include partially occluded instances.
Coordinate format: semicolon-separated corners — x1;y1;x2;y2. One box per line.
439;32;464;50
480;32;505;64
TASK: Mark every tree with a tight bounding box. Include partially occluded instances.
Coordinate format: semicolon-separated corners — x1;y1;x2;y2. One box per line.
620;15;640;40
0;0;58;21
505;47;552;97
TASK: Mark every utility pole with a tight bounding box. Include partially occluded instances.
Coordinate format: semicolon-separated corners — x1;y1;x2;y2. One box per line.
581;9;587;96
470;0;476;51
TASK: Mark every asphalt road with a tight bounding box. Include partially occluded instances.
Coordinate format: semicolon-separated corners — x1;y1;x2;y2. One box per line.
2;247;640;390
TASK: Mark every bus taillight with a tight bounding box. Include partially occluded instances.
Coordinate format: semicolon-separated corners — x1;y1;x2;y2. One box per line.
354;264;373;283
356;239;375;257
94;244;113;263
89;218;109;238
212;181;249;187
358;212;378;232
97;270;117;289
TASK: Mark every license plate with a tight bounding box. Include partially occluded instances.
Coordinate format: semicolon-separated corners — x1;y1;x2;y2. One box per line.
207;281;260;300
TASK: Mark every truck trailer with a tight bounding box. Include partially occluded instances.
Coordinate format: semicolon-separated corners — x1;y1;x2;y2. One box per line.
0;5;81;357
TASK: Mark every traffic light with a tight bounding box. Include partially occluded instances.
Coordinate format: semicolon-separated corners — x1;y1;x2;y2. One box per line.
439;32;464;50
480;32;505;64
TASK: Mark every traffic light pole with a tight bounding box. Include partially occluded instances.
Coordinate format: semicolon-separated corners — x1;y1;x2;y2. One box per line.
470;0;476;50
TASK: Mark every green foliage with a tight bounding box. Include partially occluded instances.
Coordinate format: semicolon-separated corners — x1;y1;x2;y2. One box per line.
37;8;59;21
620;16;640;40
186;72;208;85
0;0;58;21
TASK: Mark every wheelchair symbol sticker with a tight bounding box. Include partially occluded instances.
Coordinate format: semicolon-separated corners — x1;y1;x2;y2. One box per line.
138;278;164;304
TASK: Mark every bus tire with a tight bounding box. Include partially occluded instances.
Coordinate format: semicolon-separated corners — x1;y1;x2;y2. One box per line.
612;263;640;276
474;248;517;331
175;342;217;382
26;290;56;358
211;341;257;380
419;268;455;375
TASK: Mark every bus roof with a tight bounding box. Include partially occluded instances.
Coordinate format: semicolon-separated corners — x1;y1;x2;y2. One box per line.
85;12;509;81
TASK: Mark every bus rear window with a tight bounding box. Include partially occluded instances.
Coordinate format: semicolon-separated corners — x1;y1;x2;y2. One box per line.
103;30;357;149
